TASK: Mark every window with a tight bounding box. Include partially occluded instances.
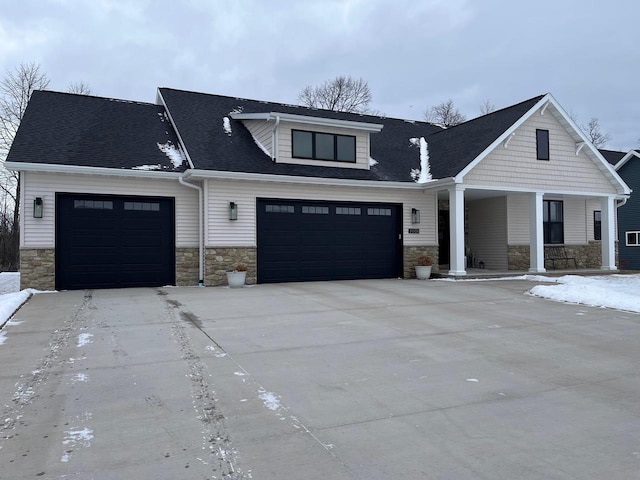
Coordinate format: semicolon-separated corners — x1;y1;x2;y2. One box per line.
302;205;328;214
593;211;601;240
74;199;113;210
367;208;391;216
536;129;549;160
543;200;563;244
626;232;640;246
336;207;361;215
124;201;160;211
265;204;294;213
292;130;356;162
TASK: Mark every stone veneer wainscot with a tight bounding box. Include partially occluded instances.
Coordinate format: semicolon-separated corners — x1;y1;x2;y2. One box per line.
205;247;257;286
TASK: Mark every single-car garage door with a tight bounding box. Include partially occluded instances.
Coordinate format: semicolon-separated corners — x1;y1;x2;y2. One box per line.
56;193;175;290
257;199;401;283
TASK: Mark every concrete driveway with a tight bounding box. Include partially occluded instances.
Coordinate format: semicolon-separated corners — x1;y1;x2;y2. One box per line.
1;279;640;479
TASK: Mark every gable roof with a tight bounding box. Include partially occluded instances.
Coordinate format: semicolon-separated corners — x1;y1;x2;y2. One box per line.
614;149;640;170
599;148;627;166
5;90;187;172
425;95;545;178
158;87;442;182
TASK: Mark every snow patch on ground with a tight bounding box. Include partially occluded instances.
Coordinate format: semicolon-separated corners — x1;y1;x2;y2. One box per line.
77;333;93;347
369;156;378;166
528;274;640;313
437;273;640;313
259;391;281;411
0;272;20;294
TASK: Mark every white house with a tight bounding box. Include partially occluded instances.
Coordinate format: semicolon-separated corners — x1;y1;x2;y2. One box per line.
5;88;630;290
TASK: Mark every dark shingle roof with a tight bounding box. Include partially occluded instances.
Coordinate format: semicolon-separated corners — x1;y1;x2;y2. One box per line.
9;88;548;183
159;88;442;182
425;95;545;178
6;90;187;172
598;148;627;166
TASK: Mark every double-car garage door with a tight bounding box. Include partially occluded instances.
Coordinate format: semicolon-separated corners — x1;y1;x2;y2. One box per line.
257;199;402;283
56;193;175;290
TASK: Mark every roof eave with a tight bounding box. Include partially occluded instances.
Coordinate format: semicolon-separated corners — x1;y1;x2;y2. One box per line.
183;168;453;189
230;112;384;132
5;161;184;179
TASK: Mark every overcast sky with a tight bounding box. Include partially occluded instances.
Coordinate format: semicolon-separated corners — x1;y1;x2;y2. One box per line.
1;0;638;150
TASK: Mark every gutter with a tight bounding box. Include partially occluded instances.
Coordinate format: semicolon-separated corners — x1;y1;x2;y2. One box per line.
178;173;205;286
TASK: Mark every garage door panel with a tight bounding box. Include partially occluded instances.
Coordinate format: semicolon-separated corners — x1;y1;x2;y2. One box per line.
257;199;400;283
56;194;175;290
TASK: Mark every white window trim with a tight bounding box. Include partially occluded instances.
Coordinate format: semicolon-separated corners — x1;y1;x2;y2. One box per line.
626;231;640;247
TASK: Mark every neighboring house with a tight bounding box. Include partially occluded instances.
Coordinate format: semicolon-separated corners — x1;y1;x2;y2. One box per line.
5;89;631;290
602;149;640;270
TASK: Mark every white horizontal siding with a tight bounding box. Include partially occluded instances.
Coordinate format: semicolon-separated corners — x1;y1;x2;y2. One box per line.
276;121;370;170
242;119;273;155
468;197;508;270
23;172;199;248
465;112;618;194
507;194;530;244
206;179;436;247
507;194;609;246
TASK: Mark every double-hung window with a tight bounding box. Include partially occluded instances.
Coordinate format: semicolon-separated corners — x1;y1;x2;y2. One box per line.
543;200;563;244
292;130;356;163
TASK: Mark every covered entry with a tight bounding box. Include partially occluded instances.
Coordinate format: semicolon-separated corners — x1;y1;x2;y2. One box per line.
56;193;175;290
257;198;401;283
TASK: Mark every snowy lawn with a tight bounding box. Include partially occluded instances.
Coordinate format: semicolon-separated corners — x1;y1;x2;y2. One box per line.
526;274;640;313
438;273;640;313
0;272;47;343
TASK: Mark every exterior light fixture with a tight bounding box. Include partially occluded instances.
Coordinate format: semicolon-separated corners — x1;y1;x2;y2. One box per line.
229;202;238;221
411;208;420;224
33;197;43;218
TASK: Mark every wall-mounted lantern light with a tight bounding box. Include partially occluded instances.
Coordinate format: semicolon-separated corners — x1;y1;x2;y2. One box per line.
33;197;43;218
229;201;238;221
411;208;420;224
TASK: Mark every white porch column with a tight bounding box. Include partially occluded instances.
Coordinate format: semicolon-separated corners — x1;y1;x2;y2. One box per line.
448;185;466;276
529;192;546;273
600;195;616;270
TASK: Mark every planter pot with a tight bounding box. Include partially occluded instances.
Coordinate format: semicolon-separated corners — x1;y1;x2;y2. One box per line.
415;265;432;280
226;271;247;288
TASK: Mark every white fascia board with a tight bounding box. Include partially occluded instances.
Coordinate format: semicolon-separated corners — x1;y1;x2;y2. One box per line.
156;88;195;169
455;94;552;181
5;161;183;179
183;169;444;190
614;150;640;170
465;183;629;200
230;112;384;132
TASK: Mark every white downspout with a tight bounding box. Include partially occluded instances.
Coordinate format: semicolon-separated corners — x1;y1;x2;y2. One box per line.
179;174;205;286
270;115;280;161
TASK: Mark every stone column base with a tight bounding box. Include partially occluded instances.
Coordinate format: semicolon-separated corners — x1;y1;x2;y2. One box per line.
20;248;55;291
205;247;257;286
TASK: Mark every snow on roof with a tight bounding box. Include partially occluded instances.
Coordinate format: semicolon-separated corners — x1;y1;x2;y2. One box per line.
156;141;186;169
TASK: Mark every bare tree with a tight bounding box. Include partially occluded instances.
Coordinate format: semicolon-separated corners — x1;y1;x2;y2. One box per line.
582;117;611;148
0;63;50;269
297;75;373;114
424;99;467;128
67;81;91;95
479;99;496;115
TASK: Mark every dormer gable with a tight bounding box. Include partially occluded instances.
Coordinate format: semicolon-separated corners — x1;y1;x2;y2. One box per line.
231;111;383;170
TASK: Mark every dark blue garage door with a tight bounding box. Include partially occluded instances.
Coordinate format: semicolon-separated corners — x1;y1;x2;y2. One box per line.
257;199;401;283
55;194;175;290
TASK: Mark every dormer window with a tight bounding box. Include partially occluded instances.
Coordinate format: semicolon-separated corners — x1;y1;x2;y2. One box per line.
292;130;356;163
